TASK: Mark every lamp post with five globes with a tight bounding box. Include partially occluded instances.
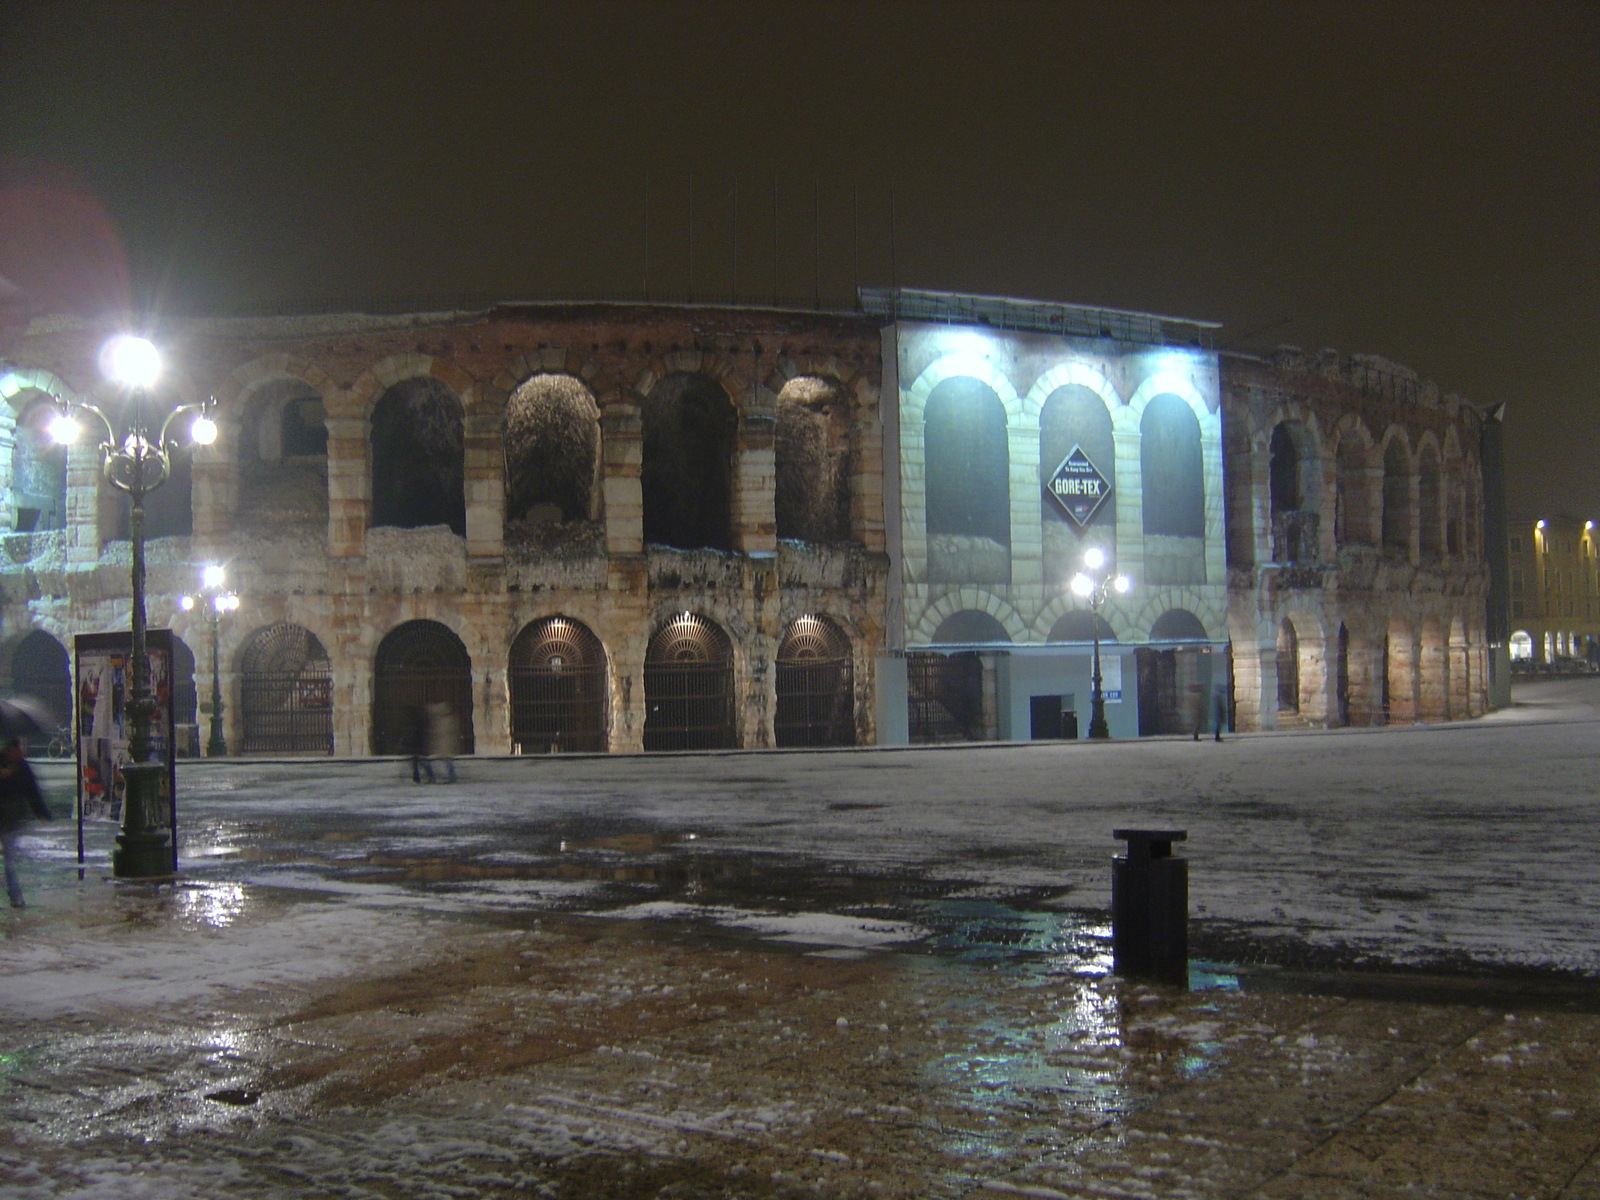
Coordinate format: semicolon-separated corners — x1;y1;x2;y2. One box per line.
1070;547;1131;740
180;565;240;758
50;335;218;878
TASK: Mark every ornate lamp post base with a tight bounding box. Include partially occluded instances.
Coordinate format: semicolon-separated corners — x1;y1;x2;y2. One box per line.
112;761;173;878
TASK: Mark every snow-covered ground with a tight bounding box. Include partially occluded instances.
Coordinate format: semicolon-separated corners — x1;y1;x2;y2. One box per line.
22;676;1600;978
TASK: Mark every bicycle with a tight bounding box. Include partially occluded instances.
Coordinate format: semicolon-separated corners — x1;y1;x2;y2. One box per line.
46;725;73;759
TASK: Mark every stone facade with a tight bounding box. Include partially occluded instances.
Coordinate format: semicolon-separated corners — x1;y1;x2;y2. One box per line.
0;298;1494;753
1505;515;1600;665
1222;348;1491;729
0;305;886;754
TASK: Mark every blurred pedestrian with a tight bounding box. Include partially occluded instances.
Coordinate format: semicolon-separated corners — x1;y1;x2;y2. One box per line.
0;737;53;908
427;701;459;784
1213;688;1229;742
405;705;433;784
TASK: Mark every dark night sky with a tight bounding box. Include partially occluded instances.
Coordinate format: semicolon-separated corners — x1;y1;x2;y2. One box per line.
2;0;1595;520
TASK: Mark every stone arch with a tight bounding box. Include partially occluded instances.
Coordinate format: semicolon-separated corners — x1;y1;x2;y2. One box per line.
1267;417;1320;563
1333;421;1376;547
6;390;67;532
931;609;1012;645
924;374;1011;583
509;614;609;753
1380;429;1413;554
1038;381;1116;588
1140;392;1206;584
641;371;737;551
1417;439;1443;558
369;375;466;534
913;591;1027;645
774;375;852;544
8;629;71;731
504;372;601;540
1509;630;1534;661
775;614;855;747
237;621;334;754
371;619;474;755
171;634;198;730
1275;617;1301;714
1150;609;1210;642
644;612;736;750
228;371;331;534
1419;615;1448;721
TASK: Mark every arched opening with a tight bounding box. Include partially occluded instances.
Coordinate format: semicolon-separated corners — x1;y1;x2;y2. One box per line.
1137;611;1211;737
1269;421;1318;563
908;610;1007;743
372;620;474;755
508;616;607;753
775;377;852;544
1276;619;1300;713
9;397;67;532
1336;623;1351;726
9;631;70;748
1509;630;1534;661
171;633;198;734
642;372;736;552
370;377;466;534
235;378;329;534
1149;609;1209;642
1040;384;1115;587
1048;611;1116;643
1335;435;1372;547
239;622;334;754
644;614;736;750
775;615;854;747
1418;446;1442;557
109;450;193;540
1141;394;1205;584
924;376;1010;583
504;374;601;547
1381;439;1411;553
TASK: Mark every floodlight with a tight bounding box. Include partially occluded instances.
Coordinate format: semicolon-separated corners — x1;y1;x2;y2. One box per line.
102;335;162;389
202;564;226;589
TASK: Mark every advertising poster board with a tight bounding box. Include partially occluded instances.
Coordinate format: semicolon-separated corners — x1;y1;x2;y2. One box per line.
73;630;178;871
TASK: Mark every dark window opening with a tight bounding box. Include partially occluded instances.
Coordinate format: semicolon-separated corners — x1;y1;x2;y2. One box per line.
642;373;736;552
370;377;466;534
775;377;852;544
1140;394;1204;539
504;374;600;540
10;400;67;533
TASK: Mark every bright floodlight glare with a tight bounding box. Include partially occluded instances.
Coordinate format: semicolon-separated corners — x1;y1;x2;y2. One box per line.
202;564;226;589
1082;546;1106;570
191;415;218;445
1113;575;1131;594
1537;519;1547;529
1070;573;1093;598
48;413;81;445
226;594;241;611
180;595;195;611
212;594;229;613
103;335;161;389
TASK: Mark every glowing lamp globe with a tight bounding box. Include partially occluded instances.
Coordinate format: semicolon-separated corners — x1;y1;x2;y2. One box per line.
48;413;82;446
102;335;162;390
1070;574;1093;598
1082;547;1106;571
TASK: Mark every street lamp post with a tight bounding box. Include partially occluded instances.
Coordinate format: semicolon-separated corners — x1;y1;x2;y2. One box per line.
1070;547;1131;740
181;565;240;757
51;335;218;878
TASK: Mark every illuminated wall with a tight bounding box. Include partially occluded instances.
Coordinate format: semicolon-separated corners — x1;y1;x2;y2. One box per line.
892;321;1226;651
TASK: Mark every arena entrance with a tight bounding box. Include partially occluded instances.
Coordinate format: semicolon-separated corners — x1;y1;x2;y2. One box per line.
239;622;334;754
372;620;475;755
508;616;608;753
775;616;854;747
644;614;735;751
907;652;985;743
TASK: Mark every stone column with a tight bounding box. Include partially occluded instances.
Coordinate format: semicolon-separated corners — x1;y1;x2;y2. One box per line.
1386;629;1419;723
462;405;504;560
850;381;885;553
325;406;367;558
600;401;643;556
732;402;776;556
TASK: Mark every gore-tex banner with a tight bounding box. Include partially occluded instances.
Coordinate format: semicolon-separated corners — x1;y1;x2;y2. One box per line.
1045;445;1112;526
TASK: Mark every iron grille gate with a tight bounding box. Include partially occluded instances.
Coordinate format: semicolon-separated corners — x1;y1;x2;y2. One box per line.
774;658;854;746
643;662;735;751
373;670;475;756
241;668;334;754
509;664;606;752
907;651;983;743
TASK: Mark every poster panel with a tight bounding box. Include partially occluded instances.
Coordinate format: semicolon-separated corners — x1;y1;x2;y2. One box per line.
74;630;178;871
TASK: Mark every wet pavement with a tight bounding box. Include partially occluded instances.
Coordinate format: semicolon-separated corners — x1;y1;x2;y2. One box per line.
4;682;1600;1196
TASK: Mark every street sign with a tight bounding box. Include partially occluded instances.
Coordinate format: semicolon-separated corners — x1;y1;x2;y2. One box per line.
1045;444;1112;526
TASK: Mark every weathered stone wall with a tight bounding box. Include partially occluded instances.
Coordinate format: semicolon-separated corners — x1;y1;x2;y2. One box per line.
0;304;886;754
1221;349;1491;729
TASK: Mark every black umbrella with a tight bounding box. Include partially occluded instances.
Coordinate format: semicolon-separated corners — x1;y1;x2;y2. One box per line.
0;695;58;739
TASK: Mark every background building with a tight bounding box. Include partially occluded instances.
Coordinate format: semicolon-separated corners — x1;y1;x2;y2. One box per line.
1506;515;1600;667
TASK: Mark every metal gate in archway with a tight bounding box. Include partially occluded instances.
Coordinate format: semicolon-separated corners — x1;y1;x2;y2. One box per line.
372;620;474;755
644;614;735;751
775;616;854;747
907;651;983;743
509;616;608;753
239;622;334;754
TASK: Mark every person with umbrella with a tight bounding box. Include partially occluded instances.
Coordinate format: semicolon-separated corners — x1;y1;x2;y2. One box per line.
0;737;52;909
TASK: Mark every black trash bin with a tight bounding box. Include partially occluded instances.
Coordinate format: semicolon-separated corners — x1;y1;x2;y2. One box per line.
1111;828;1188;986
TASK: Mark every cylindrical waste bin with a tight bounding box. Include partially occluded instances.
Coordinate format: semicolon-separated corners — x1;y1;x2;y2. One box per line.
1111;828;1188;986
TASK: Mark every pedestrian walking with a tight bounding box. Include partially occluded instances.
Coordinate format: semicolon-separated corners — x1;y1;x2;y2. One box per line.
1213;688;1229;742
427;702;459;783
0;737;53;909
406;705;434;784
